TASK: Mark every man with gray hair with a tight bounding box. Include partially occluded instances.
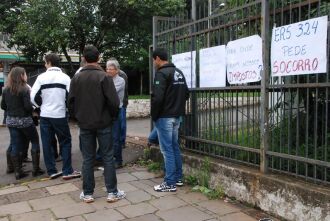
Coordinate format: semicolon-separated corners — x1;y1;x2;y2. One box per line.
106;59;125;168
109;58;128;150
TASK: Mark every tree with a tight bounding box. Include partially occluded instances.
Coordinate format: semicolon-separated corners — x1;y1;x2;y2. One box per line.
1;0;186;76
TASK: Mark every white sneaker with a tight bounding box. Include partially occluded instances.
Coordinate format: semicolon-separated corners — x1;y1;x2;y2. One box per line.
80;192;94;203
107;189;126;203
49;171;62;179
154;182;177;192
62;170;81;180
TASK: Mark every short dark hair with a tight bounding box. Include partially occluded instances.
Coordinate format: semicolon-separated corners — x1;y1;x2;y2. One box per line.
44;53;60;67
152;48;168;61
83;45;100;63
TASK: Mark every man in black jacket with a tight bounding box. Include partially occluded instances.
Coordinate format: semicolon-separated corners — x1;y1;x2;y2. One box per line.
151;48;189;192
68;45;125;203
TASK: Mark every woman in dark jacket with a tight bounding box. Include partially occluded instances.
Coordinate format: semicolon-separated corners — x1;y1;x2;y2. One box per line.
1;67;44;179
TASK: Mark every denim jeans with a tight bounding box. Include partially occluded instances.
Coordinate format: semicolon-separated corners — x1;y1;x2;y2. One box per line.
148;126;159;144
80;126;118;195
120;107;127;147
40;117;73;176
155;117;182;185
8;125;40;157
113;108;123;164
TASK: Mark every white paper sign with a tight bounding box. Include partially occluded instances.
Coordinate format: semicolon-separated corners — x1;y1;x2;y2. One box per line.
172;51;196;88
271;16;328;76
199;45;226;87
226;35;263;84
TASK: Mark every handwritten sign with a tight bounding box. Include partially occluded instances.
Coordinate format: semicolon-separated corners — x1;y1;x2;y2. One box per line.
199;45;226;87
172;51;196;88
271;16;328;76
226;35;263;84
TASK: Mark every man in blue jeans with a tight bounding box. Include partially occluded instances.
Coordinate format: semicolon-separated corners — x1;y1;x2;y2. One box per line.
68;45;125;203
31;53;81;180
106;59;125;168
151;48;189;192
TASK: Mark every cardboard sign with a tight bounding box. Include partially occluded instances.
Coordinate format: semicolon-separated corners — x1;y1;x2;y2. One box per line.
271;16;328;76
172;51;196;88
199;45;226;87
226;35;263;84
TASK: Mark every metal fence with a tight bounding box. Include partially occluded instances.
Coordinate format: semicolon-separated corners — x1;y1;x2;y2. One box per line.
152;0;330;184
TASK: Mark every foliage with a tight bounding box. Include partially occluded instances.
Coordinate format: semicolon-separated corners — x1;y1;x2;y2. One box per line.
187;157;225;199
136;148;163;172
147;161;162;172
129;95;150;99
1;0;186;75
184;174;198;186
192;185;225;199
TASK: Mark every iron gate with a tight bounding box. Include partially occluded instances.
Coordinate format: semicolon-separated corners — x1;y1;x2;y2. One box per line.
152;0;330;184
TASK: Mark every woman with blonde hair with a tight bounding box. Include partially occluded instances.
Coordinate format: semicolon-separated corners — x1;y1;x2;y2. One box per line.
1;67;44;179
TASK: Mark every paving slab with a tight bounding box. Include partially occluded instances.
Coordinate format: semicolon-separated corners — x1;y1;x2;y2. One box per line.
67;216;86;221
129;180;151;190
11;209;54;221
131;171;157;180
219;212;257;221
139;179;158;187
129;181;175;198
6;188;49;203
67;190;83;203
116;202;158;218
91;198;131;210
149;195;188;211
117;173;138;183
27;179;63;190
51;202;96;219
84;209;125;221
130;166;148;172
71;180;83;189
0;186;28;196
118;182;139;192
177;191;209;204
0;201;32;216
125;214;162;221
125;190;152;204
46;183;79;195
102;182;138;193
0;196;9;206
151;178;164;184
197;200;241;216
116;167;138;174
29;194;76;210
156;205;213;221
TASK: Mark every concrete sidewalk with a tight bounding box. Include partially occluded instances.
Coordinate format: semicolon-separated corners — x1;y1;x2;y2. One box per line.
0;165;269;221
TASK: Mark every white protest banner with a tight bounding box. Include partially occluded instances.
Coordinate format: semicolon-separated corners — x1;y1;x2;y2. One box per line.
271;16;328;77
226;35;263;84
172;51;196;88
199;45;226;87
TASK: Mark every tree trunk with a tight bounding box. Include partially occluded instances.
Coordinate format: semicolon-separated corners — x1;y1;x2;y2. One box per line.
61;45;74;77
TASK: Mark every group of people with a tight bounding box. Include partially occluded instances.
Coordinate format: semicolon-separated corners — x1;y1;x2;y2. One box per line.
1;45;189;203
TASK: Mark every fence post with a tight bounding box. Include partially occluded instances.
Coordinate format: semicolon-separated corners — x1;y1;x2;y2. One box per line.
260;0;270;173
151;16;158;131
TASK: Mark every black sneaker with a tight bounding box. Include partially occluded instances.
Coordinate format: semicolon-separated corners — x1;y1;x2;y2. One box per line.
176;180;184;187
154;182;176;192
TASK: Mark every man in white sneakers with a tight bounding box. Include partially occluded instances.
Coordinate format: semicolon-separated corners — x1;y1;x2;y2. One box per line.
68;45;125;203
31;53;81;180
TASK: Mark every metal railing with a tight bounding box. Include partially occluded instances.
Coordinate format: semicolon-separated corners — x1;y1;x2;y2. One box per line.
152;0;330;184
